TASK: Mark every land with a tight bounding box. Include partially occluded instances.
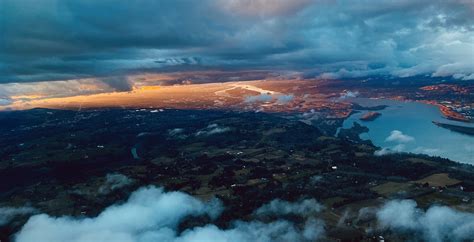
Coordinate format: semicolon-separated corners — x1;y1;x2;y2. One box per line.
432;121;474;136
359;112;381;121
0;77;473;241
0;108;473;242
3;77;471;125
350;80;474;122
419;84;473;121
352;103;388;111
0;80;353;119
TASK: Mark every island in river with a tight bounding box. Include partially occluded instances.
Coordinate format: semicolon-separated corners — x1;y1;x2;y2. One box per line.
359;112;381;121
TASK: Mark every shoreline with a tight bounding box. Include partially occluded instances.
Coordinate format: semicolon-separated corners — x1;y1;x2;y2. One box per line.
432;121;474;136
361;97;471;123
419;100;470;123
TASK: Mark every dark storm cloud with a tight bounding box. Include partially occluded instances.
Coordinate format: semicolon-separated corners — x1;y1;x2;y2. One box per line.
0;0;473;84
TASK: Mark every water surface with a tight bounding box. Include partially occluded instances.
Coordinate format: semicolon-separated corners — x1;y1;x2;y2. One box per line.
342;98;474;164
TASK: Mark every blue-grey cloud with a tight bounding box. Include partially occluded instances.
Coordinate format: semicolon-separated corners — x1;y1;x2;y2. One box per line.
0;0;473;84
14;186;325;242
254;198;323;217
98;173;135;195
376;199;474;242
244;93;273;103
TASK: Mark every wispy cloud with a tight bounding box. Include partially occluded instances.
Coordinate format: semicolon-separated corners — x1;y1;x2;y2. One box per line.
196;124;231;136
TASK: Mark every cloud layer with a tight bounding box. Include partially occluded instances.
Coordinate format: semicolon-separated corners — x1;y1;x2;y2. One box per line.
10;187;474;242
376;200;474;242
14;186;325;242
0;0;473;86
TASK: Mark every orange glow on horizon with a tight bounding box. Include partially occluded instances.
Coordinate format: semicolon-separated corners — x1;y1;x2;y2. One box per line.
133;86;162;91
0;79;354;119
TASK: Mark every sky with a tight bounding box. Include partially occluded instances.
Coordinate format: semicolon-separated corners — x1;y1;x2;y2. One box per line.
0;0;473;101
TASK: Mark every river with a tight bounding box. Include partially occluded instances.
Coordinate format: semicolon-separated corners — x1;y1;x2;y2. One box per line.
342;98;474;164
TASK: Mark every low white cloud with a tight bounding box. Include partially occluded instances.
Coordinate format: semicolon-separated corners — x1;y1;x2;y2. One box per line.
453;73;474;81
174;218;323;242
255;199;323;217
245;93;294;105
196;124;231;136
376;144;443;157
376;200;474;242
374;147;393;156
385;130;415;143
374;144;406;156
276;94;294;104
15;186;223;242
339;90;359;99
413;146;440;156
98;173;135;194
0;206;38;226
244;94;273;103
432;62;474;80
14;186;325;242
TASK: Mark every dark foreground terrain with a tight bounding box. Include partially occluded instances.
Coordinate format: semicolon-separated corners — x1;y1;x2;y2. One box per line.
0;108;473;241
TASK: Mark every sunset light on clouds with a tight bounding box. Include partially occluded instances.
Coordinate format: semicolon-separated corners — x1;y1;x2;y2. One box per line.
0;0;473;109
